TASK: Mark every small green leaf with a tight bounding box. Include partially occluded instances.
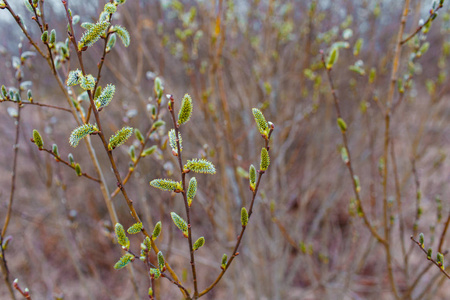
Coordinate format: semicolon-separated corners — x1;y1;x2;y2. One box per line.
69;123;98;147
150;179;180;192
187;177;197;207
241;207;248;226
127;222;143;234
427;247;433;259
32;129;44;149
74;163;82;175
170;212;188;237
114;253;134;270
184;158;216;174
108;126;133;150
178;94;193;125
152;221;162;239
193;237;205;251
115;223;130;249
260;148;270;171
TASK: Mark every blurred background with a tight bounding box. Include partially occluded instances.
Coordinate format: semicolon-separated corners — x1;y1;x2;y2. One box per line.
1;0;450;299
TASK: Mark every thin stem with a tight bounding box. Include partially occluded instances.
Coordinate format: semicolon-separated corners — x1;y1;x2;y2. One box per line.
0;99;71;112
168;95;198;298
410;236;450;280
37;147;101;183
320;53;386;246
438;212;450;253
198;129;273;297
62;1;186;296
400;3;444;45
111;101;162;198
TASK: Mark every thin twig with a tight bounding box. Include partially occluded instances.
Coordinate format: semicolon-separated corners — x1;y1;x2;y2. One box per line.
61;1;186;297
400;3;444;45
0;99;71;112
36;146;101;183
410;236;450;280
320;52;386;246
198;128;273;297
168;95;198;298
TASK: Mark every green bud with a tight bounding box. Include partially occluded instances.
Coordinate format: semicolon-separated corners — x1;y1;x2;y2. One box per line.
193;237;205;251
221;254;227;269
68;153;75;166
115;223;130;249
326;47;339;69
157;251;165;271
249;164;256;190
52;144;59;157
127;222;143;234
419;233;425;247
135;128;144;143
41;31;48;43
75;163;82;176
49;29;56;44
260;148;270;171
427;247;432;259
337;117;347;132
152;120;165;130
241;207;248;226
142;145;157;157
32;129;44;149
129;145;136;162
152;221;161;239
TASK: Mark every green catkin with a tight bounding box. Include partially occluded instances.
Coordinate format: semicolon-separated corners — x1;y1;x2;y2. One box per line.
178;94;193;125
108;126;133;150
69;124;98;147
184;159;216;174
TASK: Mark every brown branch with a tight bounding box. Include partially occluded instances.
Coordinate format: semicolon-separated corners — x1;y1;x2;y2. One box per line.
400;3;444;45
198;127;273;297
168;95;198;298
411;236;450;280
61;1;187;297
111;101;162;198
438;212;450;253
0;99;71;112
36;146;101;183
320;52;386;246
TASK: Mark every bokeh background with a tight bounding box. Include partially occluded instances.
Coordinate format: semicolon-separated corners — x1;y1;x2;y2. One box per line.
1;0;450;299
